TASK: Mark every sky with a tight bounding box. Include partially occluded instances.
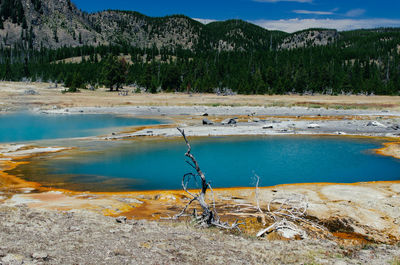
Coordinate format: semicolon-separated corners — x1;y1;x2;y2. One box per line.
74;0;400;33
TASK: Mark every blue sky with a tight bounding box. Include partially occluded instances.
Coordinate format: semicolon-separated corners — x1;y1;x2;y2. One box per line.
74;0;400;33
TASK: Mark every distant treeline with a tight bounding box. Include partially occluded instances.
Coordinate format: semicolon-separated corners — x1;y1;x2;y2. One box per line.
0;28;400;95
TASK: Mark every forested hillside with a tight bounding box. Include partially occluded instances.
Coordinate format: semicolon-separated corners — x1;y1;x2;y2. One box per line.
0;0;399;95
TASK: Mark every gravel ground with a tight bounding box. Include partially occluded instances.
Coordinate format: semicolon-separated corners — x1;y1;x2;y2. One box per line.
1;205;400;265
40;106;400;139
42;105;400;117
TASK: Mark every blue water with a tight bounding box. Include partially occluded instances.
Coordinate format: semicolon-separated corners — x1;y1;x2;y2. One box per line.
19;136;400;191
0;113;162;143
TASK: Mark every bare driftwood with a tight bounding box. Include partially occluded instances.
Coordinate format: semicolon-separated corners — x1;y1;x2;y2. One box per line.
175;128;241;231
254;175;327;238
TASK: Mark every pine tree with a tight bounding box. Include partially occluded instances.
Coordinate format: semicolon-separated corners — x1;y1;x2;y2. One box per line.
101;54;127;91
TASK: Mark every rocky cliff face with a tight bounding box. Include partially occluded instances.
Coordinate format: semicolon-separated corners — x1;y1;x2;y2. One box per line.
0;0;286;51
2;0;342;51
89;11;203;50
278;29;339;50
0;0;214;50
0;0;103;49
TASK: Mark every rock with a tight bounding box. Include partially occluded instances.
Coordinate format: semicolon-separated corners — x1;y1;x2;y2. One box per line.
391;124;400;130
19;188;35;194
262;124;274;129
276;226;307;239
32;252;48;260
1;254;24;265
252;118;261;122
202;113;209;116
116;198;143;204
307;123;320;129
367;121;386;127
202;118;213;125
221;118;237;125
69;226;81;232
333;261;348;265
116;216;127;224
23;89;38;95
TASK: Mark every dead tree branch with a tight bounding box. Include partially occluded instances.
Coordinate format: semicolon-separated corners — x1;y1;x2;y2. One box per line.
254;175;327;238
174;128;241;231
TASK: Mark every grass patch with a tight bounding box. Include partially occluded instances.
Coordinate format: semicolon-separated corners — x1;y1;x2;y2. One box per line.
293;101;397;110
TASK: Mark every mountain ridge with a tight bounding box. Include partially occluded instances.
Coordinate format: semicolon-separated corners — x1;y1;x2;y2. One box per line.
0;0;290;51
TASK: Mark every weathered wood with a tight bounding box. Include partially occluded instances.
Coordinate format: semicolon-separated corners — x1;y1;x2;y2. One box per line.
175;128;241;231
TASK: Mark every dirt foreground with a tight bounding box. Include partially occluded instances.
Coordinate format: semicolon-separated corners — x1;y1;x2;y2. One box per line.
1;204;400;265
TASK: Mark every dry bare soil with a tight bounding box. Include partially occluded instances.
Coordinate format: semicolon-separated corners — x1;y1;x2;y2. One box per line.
1;81;400;111
1;205;400;265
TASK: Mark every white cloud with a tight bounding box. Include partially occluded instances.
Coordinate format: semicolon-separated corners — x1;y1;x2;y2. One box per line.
254;0;313;3
345;9;366;17
292;10;334;15
193;18;217;24
251;18;400;33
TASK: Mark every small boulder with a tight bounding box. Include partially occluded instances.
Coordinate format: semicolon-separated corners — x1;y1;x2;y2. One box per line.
307;123;320;129
221;118;237;125
32;252;48;261
202;118;213;125
116;216;127;224
2;254;24;265
24;89;39;95
391;124;400;130
367;121;386;127
202;113;209;116
277;226;307;239
262;124;274;129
